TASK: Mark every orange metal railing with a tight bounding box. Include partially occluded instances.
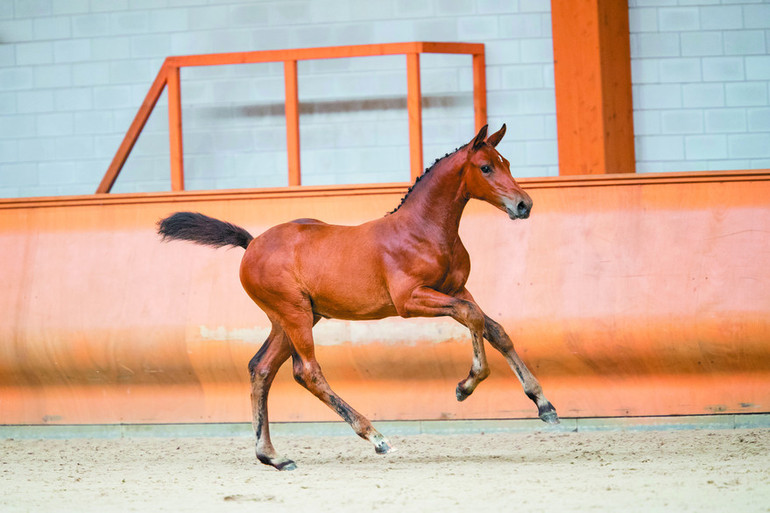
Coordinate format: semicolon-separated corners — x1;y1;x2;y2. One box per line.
96;42;487;194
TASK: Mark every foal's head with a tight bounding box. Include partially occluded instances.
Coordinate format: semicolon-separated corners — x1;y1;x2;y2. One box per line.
462;124;533;220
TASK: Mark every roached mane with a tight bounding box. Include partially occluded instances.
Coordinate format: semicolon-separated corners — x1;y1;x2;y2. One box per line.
387;144;467;215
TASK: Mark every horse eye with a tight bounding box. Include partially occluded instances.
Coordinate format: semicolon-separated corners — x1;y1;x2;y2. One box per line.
481;165;492;174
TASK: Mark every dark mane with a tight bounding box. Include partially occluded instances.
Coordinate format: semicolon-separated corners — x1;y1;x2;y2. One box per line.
387;144;466;215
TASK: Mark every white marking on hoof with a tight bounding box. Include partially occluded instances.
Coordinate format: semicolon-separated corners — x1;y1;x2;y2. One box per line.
372;434;395;454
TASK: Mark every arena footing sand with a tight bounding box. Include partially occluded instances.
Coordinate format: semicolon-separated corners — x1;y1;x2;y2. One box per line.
2;429;769;512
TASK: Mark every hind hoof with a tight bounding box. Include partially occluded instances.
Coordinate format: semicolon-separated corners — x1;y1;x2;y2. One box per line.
275;460;297;471
258;454;297;471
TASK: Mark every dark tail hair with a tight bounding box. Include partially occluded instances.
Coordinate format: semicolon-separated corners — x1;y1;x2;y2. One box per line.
157;212;254;250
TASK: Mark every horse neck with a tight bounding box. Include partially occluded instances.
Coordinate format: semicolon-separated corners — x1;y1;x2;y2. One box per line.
393;152;469;240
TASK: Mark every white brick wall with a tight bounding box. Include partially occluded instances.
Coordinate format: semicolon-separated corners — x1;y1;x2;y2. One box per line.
0;0;557;197
630;0;770;173
0;1;767;197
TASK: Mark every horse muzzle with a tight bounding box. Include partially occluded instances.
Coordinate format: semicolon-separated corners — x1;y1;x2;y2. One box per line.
505;199;532;220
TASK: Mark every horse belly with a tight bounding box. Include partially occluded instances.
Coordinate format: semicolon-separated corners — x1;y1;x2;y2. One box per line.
241;221;396;320
304;258;397;320
298;233;396;320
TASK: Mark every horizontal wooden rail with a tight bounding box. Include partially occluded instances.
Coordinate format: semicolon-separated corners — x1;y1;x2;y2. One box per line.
96;42;487;194
7;169;764;211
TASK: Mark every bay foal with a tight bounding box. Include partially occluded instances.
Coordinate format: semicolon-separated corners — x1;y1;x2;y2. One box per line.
158;125;559;471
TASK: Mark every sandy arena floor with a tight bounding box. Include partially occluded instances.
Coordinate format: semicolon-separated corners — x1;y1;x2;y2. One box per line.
2;429;769;513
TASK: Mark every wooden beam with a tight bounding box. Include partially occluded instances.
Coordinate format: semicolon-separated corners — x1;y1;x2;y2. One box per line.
551;0;635;175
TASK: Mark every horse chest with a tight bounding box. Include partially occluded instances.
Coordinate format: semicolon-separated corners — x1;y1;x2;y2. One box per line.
418;242;471;294
440;248;471;292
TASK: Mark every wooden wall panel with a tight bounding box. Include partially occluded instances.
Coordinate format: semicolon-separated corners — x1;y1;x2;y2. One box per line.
551;0;636;174
2;172;769;424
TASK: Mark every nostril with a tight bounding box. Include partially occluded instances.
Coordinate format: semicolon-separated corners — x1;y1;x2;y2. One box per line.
517;201;529;216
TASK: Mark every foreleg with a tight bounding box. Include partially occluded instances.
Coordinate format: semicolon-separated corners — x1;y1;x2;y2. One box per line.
403;287;491;401
483;315;559;424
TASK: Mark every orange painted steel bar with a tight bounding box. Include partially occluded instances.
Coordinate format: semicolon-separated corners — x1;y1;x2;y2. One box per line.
2;170;769;425
406;53;423;182
472;52;487;134
96;42;487;193
163;42;486;67
166;65;184;191
96;65;170;194
283;60;301;186
551;0;635;174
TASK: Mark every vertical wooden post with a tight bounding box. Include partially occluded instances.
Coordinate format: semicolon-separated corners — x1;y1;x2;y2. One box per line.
406;53;423;182
551;0;635;175
166;65;184;191
284;60;301;186
472;52;487;133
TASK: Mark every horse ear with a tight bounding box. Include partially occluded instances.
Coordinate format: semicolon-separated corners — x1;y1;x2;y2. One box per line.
486;124;506;147
471;125;488;151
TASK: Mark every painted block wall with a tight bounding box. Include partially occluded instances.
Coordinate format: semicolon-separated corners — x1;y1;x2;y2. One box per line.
0;1;768;198
0;0;557;197
629;0;770;172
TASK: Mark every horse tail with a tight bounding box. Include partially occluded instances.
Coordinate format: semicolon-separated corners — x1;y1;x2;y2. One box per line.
157;211;254;250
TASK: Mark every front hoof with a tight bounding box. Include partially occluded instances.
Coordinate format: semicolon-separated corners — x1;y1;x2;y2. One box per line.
538;404;560;425
455;383;471;402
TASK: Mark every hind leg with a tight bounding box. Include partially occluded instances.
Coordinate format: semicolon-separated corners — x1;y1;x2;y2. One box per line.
248;325;294;470
280;306;393;455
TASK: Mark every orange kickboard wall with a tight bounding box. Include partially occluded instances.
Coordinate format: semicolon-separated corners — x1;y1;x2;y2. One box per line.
1;172;769;425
